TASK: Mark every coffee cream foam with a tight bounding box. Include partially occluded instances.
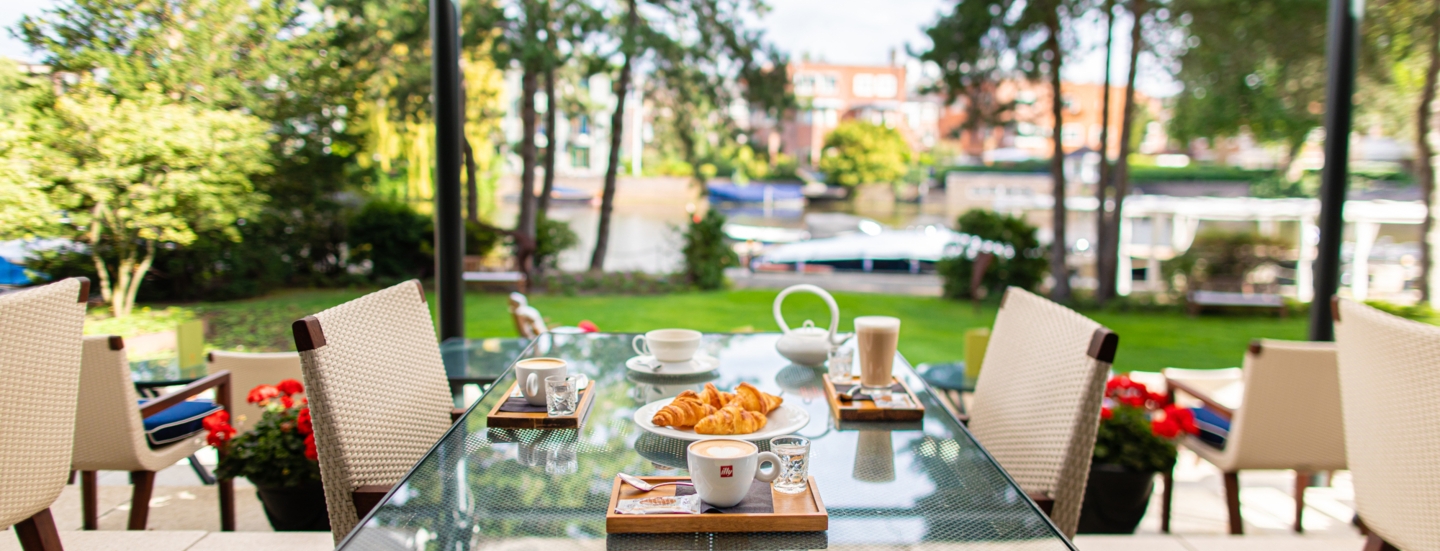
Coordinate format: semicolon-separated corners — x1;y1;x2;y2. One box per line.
854;316;900;332
518;358;565;368
692;440;754;458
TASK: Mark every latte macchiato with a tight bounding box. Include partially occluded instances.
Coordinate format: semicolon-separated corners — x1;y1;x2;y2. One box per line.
515;357;568;406
690;439;754;459
854;316;901;394
686;439;780;508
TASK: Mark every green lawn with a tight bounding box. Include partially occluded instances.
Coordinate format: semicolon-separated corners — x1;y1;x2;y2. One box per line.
96;287;1311;373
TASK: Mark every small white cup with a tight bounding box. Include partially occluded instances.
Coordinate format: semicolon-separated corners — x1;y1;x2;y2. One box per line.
633;329;703;364
514;358;567;406
686;439;780;508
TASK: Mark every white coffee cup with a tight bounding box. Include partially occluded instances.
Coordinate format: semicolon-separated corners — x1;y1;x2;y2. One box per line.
686;439;780;508
514;358;567;406
633;329;703;364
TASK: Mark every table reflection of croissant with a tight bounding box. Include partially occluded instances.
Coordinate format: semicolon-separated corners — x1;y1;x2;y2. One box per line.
650;383;783;434
695;405;769;435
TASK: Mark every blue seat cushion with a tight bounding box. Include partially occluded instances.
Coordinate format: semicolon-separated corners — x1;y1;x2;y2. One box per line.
140;399;222;448
1190;406;1231;450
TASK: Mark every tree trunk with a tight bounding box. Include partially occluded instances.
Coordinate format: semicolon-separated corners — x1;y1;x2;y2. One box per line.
1095;0;1117;303
1418;0;1440;303
540;61;558;220
464;138;480;224
1046;16;1071;301
518;67;540;267
590;0;637;272
1109;0;1147;294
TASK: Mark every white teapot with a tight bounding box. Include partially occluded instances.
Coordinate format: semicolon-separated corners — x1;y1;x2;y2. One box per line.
773;284;851;367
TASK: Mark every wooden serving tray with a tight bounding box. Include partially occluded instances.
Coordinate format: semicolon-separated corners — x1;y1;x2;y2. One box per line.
485;380;596;429
605;476;827;534
822;375;925;422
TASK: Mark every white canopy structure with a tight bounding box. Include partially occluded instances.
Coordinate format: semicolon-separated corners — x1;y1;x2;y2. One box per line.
993;194;1426;301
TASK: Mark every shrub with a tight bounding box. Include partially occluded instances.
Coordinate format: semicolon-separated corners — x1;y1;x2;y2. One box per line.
533;217;579;272
818;121;911;186
534;271;689;296
1162;229;1288;294
466;220;504;257
348;200;433;281
682;210;738;290
936;209;1047;300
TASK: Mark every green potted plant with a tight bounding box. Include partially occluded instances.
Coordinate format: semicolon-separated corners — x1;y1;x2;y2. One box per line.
203;379;329;531
1077;375;1197;534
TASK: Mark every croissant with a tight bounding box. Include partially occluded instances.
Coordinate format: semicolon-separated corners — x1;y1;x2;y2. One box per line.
697;383;736;409
695;405;769;435
651;392;717;428
729;382;783;415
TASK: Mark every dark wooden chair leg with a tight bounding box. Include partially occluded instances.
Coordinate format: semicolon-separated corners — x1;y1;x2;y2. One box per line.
219;477;235;531
1223;471;1244;535
67;471;76;485
80;471;98;530
1293;470;1308;533
1160;466;1174;533
1363;534;1400;551
14;508;64;551
127;471;156;530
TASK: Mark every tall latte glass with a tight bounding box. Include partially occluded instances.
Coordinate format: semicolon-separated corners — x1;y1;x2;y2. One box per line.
854;316;901;400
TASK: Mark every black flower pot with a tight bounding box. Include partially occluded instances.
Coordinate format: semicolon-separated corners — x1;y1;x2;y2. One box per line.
1076;463;1156;534
254;481;331;531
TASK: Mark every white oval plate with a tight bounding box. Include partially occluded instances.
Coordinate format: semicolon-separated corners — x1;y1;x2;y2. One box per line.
625;353;719;376
632;397;810;442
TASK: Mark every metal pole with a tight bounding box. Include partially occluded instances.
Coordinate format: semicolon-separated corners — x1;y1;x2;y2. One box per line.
432;0;465;341
1309;0;1359;341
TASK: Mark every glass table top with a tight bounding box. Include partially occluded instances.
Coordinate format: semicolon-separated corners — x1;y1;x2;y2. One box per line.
129;337;530;389
340;333;1072;551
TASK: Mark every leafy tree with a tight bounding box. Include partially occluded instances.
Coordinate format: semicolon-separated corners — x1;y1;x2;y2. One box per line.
937;210;1047;300
1168;0;1328;177
23;84;270;317
0;61;56;240
682;210;738;290
914;0;1016;147
817;121;911;186
533;217;580;272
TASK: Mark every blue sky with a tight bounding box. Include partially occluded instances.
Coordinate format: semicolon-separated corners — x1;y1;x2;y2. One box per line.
1;0;1175;95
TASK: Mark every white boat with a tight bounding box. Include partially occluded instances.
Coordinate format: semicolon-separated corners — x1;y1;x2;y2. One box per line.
722;224;811;244
754;227;1013;273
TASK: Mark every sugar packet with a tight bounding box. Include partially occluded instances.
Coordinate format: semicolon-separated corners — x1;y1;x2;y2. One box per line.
614;494;703;515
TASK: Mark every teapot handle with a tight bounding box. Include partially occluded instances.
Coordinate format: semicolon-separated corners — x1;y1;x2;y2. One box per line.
772;284;840;341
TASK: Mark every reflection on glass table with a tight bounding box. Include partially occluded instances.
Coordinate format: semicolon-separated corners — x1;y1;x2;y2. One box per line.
129;337;532;405
340;333;1074;551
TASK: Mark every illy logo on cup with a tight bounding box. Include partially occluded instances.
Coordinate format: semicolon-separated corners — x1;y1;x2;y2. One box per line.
720;466;733;478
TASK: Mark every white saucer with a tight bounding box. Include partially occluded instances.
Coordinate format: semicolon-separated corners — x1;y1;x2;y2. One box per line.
632;398;809;442
625;353;719;376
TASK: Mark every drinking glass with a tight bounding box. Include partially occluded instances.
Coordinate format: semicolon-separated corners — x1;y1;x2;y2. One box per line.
827;347;854;384
545;375;582;416
769;435;811;494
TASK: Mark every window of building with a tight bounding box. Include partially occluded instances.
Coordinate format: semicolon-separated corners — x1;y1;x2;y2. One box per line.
853;73;874;98
569;145;590;169
576;115;590;136
875;74;898;98
826;109;838;126
795;73;838;97
1062;123;1084;146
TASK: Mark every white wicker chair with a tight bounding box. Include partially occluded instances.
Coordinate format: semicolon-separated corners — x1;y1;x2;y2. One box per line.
292;280;462;541
71;335;235;531
0;278;88;551
1334;298;1440;551
206;351;303;432
966;287;1117;538
1161;339;1347;534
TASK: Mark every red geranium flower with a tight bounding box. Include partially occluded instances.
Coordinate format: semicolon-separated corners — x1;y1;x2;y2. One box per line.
202;410;230;432
303;433;318;461
296;407;313;435
1166;405;1198;435
1100;406;1113;421
577;320;599;333
1151;416;1181;438
1148;392;1169;407
280;395;295;409
247;385;280;405
276;379;304;397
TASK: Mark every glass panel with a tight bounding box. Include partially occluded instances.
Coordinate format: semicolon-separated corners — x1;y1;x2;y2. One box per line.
343;333;1071;551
